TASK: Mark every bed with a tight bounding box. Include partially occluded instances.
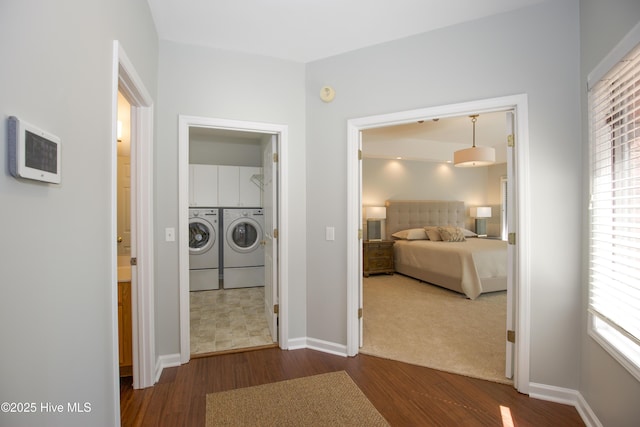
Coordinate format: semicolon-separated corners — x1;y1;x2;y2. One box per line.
385;200;507;299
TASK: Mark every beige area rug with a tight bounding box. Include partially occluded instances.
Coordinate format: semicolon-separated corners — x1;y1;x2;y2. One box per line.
205;371;389;426
361;274;511;384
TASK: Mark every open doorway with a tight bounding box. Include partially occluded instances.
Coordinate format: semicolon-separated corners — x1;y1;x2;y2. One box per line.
187;128;276;356
178;116;289;364
359;111;510;384
111;42;156;400
346;94;532;394
116;91;133;377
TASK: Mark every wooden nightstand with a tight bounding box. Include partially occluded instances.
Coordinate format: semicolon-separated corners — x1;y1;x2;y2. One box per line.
363;240;395;277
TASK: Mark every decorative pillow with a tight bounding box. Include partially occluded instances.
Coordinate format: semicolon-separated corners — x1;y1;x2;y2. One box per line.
423;226;442;241
391;228;428;240
461;228;478;238
437;226;467;242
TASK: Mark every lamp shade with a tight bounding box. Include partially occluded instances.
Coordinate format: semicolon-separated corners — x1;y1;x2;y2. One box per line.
454;146;495;167
366;206;386;219
454;114;495;167
470;207;492;218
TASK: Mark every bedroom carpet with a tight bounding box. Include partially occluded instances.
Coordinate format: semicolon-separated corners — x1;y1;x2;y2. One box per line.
205;371;389;426
361;274;511;384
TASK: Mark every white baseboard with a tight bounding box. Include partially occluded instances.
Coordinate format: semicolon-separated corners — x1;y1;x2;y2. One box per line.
305;337;348;357
286;337;308;350
529;382;602;427
575;392;603;427
286;337;348;357
155;353;181;383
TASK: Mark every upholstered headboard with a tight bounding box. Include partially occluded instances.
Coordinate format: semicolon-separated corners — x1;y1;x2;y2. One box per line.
385;200;466;236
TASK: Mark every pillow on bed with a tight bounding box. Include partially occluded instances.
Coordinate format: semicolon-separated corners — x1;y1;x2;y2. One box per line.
423;226;442;241
391;228;428;240
437;226;467;242
461;228;478;238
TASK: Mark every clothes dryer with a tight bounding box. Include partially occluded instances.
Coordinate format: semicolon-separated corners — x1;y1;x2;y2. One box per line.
222;208;264;289
189;208;220;291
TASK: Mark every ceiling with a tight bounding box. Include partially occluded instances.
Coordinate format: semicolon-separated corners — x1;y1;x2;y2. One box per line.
147;1;528;162
147;0;546;63
363;111;509;164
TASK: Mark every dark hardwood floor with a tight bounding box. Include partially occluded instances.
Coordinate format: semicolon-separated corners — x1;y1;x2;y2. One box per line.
120;347;584;426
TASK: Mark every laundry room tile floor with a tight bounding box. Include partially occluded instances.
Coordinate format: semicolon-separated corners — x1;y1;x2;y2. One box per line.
190;287;274;355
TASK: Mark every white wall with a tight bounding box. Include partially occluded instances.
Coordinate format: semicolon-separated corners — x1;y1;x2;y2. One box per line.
0;1;158;426
363;159;489;205
189;137;262;167
579;1;640;425
305;0;582;390
363;158;506;236
155;41;307;356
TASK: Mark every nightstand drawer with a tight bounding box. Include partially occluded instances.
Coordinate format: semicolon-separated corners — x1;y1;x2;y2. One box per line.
363;240;395;277
368;248;390;258
368;257;393;270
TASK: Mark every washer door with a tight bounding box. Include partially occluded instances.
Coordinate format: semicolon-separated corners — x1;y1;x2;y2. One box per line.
189;218;216;254
226;218;262;253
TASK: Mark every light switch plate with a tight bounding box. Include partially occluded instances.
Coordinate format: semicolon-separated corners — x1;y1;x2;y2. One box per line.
165;227;175;242
326;226;335;241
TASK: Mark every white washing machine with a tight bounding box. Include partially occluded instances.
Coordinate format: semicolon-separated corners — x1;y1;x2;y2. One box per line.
222;208;264;289
189;208;220;291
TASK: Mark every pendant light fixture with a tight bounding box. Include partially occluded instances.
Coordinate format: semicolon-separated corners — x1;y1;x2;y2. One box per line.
454;114;495;167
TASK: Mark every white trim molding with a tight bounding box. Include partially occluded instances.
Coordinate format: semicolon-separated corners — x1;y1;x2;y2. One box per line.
346;94;532;394
286;337;348;357
177;115;290;364
305;338;348;357
587;21;640;89
116;43;156;390
155;354;182;383
286;337;308;350
111;40;156;426
529;383;603;427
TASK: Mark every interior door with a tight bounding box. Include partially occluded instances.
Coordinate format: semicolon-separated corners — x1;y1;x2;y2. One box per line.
358;131;364;348
505;111;516;379
263;135;278;342
117;156;131;256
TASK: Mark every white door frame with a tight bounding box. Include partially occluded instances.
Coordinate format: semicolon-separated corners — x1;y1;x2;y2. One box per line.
178;115;289;364
346;94;531;394
111;41;156;419
263;135;279;341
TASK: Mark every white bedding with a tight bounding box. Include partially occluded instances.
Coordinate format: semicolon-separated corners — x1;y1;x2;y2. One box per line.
393;238;507;299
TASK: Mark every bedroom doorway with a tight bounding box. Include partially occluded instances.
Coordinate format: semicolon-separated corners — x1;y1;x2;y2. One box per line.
346;94;531;394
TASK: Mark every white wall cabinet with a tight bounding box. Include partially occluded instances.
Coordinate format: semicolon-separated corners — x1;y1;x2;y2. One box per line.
189;164;219;207
218;165;262;207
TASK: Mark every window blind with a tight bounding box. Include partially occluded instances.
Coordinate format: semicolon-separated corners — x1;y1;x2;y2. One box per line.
588;39;640;373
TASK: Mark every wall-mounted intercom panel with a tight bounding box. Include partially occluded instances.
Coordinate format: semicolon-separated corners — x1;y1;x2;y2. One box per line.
8;116;61;184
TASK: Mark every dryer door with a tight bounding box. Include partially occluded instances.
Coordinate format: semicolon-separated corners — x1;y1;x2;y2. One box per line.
189;218;216;254
226;218;262;254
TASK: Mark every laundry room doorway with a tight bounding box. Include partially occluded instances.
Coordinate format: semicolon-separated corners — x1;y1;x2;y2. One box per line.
178;116;288;364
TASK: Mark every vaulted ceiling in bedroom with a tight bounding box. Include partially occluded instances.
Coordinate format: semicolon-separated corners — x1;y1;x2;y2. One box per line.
362;111;508;164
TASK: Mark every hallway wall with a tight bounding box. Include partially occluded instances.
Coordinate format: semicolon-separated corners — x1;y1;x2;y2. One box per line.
0;1;158;426
155;41;307;356
305;0;583;390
